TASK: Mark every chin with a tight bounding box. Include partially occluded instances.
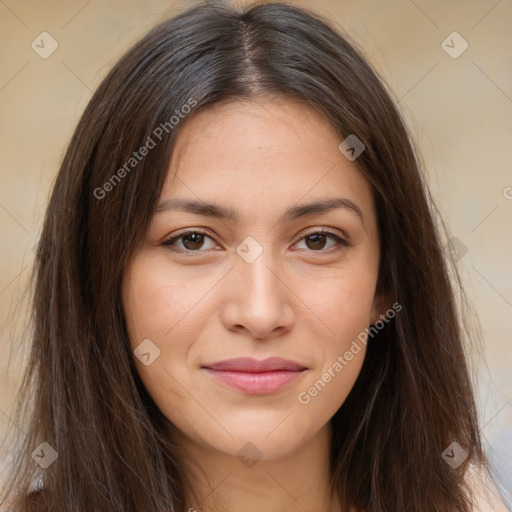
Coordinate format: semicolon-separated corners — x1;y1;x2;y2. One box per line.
198;419;314;462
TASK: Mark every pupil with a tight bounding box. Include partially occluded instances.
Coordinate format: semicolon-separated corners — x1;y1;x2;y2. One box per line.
306;233;326;250
184;233;204;250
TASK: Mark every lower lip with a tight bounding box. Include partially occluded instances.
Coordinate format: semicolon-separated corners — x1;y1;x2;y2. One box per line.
203;369;304;394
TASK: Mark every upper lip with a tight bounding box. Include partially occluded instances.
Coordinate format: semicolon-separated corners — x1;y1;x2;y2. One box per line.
202;357;307;372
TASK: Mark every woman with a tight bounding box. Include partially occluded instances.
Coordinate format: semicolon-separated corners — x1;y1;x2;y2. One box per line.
0;1;506;511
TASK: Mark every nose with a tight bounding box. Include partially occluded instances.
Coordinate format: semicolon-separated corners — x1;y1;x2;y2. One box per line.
219;248;295;340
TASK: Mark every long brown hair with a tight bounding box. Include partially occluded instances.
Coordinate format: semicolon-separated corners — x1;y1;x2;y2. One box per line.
1;1;491;510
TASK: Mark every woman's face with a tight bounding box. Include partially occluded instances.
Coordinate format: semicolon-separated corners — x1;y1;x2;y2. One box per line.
122;97;386;461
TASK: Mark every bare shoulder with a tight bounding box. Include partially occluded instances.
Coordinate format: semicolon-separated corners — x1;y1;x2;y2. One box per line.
466;463;509;512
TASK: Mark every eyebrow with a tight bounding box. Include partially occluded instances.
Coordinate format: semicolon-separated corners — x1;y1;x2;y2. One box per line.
155;197;364;224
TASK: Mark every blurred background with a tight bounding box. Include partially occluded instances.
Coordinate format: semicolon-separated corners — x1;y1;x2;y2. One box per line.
0;0;511;506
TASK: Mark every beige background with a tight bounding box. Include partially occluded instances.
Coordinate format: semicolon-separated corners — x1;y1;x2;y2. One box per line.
1;0;511;501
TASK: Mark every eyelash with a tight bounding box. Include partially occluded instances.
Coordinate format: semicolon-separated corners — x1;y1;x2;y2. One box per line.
161;227;349;255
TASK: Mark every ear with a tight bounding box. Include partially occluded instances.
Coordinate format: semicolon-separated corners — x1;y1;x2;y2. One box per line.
370;289;393;324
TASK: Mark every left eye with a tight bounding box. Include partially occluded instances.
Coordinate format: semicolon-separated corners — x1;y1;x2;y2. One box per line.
294;230;348;252
162;229;348;253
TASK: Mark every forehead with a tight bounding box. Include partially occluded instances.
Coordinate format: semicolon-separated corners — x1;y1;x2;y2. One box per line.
163;97;375;224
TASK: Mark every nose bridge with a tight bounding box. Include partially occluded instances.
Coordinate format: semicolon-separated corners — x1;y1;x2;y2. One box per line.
236;237;282;306
223;236;293;338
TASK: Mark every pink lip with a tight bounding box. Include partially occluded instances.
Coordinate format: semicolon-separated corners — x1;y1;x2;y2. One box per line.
202;357;307;394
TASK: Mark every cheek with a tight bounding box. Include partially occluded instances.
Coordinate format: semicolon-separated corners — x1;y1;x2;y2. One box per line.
296;308;368;423
297;346;366;422
121;254;216;409
121;261;199;429
304;264;378;341
293;267;375;415
122;252;215;348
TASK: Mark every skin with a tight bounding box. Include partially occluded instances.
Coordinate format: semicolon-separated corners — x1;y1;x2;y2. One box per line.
122;97;391;512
